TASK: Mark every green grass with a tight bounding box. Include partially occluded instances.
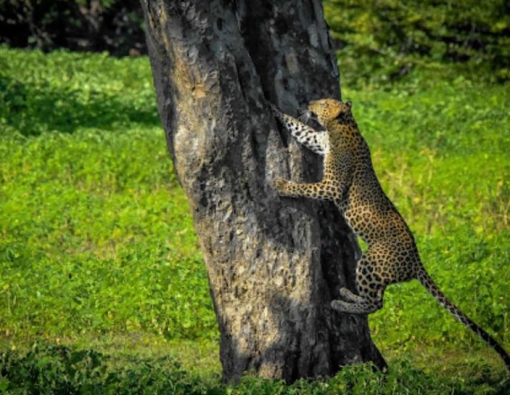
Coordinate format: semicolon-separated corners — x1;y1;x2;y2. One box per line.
1;47;510;393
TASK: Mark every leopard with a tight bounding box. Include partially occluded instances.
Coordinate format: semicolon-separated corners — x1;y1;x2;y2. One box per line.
269;98;510;371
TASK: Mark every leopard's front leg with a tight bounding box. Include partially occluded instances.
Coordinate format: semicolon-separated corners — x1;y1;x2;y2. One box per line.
269;103;329;156
273;178;339;202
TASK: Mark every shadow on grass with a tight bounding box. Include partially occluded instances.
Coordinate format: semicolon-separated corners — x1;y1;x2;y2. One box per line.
0;342;215;394
0;76;160;136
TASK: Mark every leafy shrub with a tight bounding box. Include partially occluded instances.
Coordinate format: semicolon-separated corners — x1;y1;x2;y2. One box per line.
324;0;510;85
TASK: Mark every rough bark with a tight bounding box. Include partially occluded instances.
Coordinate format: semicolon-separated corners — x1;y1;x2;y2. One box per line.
140;0;385;383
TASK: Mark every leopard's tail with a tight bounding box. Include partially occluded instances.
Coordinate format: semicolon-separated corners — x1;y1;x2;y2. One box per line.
416;267;510;371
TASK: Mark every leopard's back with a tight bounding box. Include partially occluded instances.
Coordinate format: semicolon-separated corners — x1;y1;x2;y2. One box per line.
323;117;414;248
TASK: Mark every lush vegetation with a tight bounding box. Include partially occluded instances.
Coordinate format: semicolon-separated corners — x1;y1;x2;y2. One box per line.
1;41;509;394
324;0;510;85
2;0;510;77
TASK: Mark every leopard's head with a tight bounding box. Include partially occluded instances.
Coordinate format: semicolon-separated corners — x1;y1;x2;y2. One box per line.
307;99;353;131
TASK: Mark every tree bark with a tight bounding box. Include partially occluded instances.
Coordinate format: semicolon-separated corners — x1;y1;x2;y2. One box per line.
140;0;385;383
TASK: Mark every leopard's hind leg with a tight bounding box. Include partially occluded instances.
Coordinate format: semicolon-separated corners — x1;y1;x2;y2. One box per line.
331;248;387;314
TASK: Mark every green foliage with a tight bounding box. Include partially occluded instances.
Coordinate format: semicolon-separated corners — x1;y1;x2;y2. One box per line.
0;343;219;394
2;345;509;394
324;0;510;86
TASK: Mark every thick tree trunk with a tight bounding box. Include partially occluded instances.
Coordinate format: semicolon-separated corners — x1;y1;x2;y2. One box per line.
140;0;385;383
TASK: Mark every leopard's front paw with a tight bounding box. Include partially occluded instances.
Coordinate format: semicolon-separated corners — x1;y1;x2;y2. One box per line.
331;299;349;312
271;178;290;194
339;287;363;303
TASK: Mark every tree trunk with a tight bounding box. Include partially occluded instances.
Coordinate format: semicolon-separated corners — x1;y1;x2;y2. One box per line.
140;0;385;383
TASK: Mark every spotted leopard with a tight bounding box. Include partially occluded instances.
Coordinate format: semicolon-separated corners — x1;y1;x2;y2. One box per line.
270;98;510;370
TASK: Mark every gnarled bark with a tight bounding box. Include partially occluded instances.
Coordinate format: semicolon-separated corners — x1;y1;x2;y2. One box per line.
140;0;385;383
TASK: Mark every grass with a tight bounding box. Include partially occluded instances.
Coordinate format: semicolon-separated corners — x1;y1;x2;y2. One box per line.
1;46;509;393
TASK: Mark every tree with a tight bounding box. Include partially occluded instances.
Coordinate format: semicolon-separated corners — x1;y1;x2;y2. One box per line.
140;0;386;383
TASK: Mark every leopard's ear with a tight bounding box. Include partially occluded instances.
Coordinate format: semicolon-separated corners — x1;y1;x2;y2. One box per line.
335;100;352;120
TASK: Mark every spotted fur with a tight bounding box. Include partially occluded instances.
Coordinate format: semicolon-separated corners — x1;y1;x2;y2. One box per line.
270;98;510;370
